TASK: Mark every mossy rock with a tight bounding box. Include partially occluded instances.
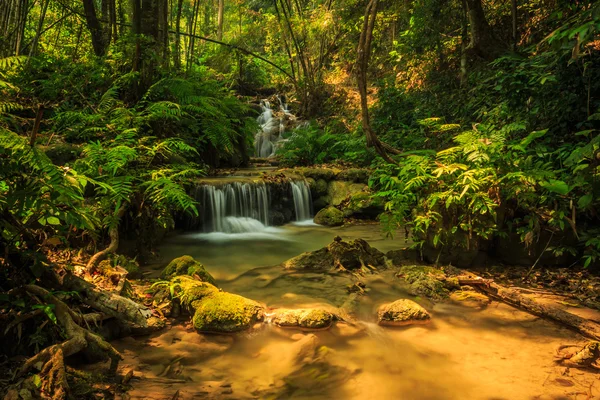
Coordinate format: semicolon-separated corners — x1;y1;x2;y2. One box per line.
343;191;385;218
377;299;431;326
162;255;217;286
314;207;344;226
170;275;220;305
192;292;265;333
397;265;449;301
313;196;329;212
337;168;370;184
283;237;386;272
296;167;339;181
326;181;365;206
313;179;329;196
449;289;491;309
271;308;335;330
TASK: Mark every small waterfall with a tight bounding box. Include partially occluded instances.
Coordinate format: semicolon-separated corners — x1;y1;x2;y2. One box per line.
254;95;298;158
290;180;313;221
197;182;270;232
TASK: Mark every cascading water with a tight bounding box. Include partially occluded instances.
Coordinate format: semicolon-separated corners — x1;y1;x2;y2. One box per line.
290;180;313;221
196;182;270;233
254;96;297;158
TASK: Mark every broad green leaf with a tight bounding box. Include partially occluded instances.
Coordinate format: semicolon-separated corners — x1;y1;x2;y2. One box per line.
540;179;570;195
47;216;61;225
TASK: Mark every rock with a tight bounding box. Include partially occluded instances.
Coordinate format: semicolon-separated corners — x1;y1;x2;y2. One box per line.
314;207;344;226
170;275;219;304
386;248;420;265
271;308;335;330
312;196;329;212
342;191;385;218
313;179;329;196
161;255;217;286
397;265;449;301
42;143;81;166
192;291;265;333
283;237;386;272
337;168;370;183
296;167;338;181
449;289;491;309
377;299;431;326
326;181;365;206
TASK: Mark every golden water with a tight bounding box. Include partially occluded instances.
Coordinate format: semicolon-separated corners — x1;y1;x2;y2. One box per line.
116;223;598;399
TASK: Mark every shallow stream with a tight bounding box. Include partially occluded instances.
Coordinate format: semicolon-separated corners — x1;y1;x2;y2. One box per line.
115;222;599;399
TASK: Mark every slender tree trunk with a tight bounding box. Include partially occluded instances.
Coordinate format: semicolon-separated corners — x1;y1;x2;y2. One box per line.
82;0;107;56
187;0;200;71
140;0;159;90
132;0;142;71
464;0;502;59
217;0;224;41
110;0;118;43
511;0;517;51
174;0;183;69
28;0;50;58
356;0;400;163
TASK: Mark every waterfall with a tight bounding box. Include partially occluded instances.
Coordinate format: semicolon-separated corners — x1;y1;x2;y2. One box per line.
290;180;313;221
196;182;270;232
254;96;298;158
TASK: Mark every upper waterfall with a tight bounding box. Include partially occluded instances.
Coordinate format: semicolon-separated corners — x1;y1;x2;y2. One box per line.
254;96;297;158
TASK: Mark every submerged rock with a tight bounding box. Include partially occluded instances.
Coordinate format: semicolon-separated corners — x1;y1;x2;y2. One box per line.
192;291;265;333
314;206;344;226
377;299;431;326
283;237;386;272
270;308;335;330
161;255;217;286
449;289;491;309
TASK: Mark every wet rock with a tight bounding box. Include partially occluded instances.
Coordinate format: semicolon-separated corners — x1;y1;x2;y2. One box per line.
283;237;386;272
397;265;450;301
342;191;385;218
337;168;370;184
314;207;343;226
271;308;335;330
296;167;338;181
449;289;491;309
386;248;420;265
326;181;365;206
377;299;431;326
312;196;329;212
192;292;265;333
161;255;217;286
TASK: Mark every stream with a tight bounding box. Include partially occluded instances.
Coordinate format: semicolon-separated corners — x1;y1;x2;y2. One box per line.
114;221;598;399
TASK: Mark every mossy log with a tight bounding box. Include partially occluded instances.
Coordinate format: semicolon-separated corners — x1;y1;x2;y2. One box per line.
461;274;600;341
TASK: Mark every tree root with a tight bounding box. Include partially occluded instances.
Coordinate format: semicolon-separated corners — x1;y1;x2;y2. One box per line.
18;285;122;383
86;205;127;271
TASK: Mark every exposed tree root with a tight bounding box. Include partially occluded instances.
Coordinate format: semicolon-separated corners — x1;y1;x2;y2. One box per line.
555;341;600;368
86;205;127;271
18;285;122;384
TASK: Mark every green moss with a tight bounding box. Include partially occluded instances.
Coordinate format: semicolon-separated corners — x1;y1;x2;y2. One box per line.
398;265;449;300
192;292;264;333
326;181;365;206
378;299;430;326
170;275;219;305
314;207;344;226
343;191;385;218
162;255;217;286
296;167;339;181
272;308;335;329
337;168;370;183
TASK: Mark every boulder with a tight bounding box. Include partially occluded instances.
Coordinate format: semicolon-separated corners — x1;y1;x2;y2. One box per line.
283;237;386;272
312;196;329;212
161;255;217;286
326;181;365;206
337;168;370;184
449;289;491;309
296;167;339;181
270;308;335;330
342;191;385;218
192;291;265;333
314;179;329;196
314;206;344;226
386;248;420;265
397;265;450;301
377;299;431;326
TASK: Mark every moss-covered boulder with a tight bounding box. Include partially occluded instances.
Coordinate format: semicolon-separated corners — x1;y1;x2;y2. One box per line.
397;265;450;301
326;181;365;206
162;255;217;286
342;191;385;218
337;168;370;184
296;167;339;181
283;237;386;272
271;308;335;330
314;207;344;226
192;292;265;333
449;289;491;309
377;299;431;326
42;143;82;166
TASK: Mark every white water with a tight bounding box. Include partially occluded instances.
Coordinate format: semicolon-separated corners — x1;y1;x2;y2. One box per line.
254;96;296;158
290;180;313;221
186;217;288;242
195;182;270;232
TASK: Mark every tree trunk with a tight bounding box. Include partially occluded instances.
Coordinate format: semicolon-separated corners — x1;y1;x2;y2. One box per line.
82;0;107;57
356;0;400;163
174;0;183;69
217;0;224;41
28;0;50;57
464;0;502;59
132;0;142;72
511;0;517;50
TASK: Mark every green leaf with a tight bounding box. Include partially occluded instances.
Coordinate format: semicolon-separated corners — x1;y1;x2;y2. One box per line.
540;179;570;195
578;194;593;208
47;216;61;225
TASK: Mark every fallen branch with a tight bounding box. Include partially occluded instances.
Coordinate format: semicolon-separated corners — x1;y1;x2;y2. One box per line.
458;273;600;341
